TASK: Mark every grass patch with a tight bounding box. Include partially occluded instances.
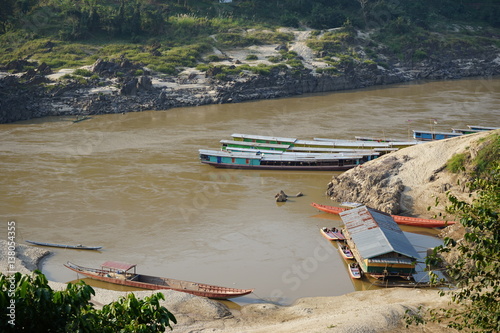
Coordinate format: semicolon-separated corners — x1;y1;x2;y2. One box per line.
446;153;467;173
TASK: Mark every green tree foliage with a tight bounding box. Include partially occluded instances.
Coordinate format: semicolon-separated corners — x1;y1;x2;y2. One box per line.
0;271;176;332
420;152;500;331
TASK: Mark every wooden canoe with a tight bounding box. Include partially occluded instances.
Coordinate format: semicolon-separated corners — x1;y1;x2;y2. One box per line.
26;240;102;250
64;261;253;300
320;227;346;241
311;203;455;228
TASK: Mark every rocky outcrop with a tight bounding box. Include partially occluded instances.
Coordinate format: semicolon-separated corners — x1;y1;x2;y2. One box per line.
326;155;408;214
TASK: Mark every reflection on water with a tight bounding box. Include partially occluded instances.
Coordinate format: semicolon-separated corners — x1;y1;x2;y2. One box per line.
1;77;499;305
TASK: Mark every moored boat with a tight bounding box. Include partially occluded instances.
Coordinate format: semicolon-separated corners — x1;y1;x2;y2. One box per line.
467;125;499;131
320;227;345;241
311;203;455;228
348;263;362;279
339;242;354;260
412;130;463;141
64;261;253;299
199;149;369;171
26;240;102;250
314;137;418;149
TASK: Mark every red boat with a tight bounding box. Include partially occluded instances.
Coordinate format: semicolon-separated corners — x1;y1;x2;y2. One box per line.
64;261;253;300
311;203;455;228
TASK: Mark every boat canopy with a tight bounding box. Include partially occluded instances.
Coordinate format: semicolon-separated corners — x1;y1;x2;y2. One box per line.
101;261;136;272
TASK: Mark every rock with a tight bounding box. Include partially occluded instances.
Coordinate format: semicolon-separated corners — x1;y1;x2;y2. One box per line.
120;78;138;95
275;190;288;202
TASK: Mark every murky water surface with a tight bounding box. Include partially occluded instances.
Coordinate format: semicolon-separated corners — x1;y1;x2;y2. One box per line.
1;77;499;305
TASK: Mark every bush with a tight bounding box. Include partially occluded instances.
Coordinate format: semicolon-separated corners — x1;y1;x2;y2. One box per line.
246;54;258;60
0;271;176;332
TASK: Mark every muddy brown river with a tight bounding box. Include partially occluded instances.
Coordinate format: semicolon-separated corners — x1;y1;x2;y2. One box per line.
1;77;499;305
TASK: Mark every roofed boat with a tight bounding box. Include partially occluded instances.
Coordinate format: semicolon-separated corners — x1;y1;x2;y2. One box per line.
339;206;420;280
26;240;102;250
311;203;455;228
64;261;253;299
412;130;463;141
467;125;499;131
313;137;419;149
230;133;410;153
199;149;371;171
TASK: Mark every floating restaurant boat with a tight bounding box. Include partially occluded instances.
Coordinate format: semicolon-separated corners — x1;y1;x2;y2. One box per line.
199;149;371;171
64;261;253;299
339;206;420;280
26;240;102;250
320;227;346;241
311;203;455;228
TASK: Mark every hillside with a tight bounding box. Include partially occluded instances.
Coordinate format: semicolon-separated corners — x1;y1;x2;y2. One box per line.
1;1;500;123
326;130;499;220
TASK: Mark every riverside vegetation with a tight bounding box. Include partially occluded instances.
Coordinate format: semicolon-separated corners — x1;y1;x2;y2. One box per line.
1;1;500;122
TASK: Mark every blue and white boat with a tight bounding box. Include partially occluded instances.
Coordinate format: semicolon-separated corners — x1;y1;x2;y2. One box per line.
199;149;372;171
412;130;463;141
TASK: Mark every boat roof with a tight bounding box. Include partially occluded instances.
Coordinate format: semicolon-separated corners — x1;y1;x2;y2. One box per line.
231;133;297;143
314;138;419;147
340;206;420;260
287;147;381;155
467;125;499;130
101;261;136;271
220;139;290;149
412;130;462;135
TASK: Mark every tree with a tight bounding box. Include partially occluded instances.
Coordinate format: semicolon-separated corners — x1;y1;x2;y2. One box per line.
417;153;500;331
0;271;176;332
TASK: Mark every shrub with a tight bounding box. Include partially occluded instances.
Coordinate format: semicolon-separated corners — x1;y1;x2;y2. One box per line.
73;68;93;77
446;153;467;173
246;54;258;60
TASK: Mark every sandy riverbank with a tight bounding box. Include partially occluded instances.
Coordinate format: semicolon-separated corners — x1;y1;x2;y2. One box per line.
1;238;459;332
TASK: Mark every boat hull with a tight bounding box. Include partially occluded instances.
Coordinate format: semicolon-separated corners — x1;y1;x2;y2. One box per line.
201;160;356;171
311;203;455;228
64;262;253;299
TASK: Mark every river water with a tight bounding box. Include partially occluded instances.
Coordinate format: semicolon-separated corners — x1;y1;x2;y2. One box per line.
1;77;499;305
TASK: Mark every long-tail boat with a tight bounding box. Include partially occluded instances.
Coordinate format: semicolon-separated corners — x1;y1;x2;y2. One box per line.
26;240;102;250
199;149;371;171
64;261;253;300
311;203;455;228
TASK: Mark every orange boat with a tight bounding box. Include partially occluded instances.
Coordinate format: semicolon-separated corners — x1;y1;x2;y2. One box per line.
311;203;455;228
